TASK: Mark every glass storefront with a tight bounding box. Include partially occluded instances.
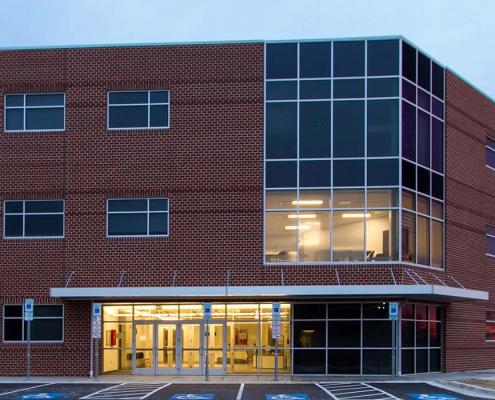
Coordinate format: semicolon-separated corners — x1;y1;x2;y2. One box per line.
102;302;441;375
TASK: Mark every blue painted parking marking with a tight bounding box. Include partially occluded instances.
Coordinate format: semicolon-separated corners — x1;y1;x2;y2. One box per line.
17;394;68;400
408;395;460;400
170;395;215;400
265;395;310;400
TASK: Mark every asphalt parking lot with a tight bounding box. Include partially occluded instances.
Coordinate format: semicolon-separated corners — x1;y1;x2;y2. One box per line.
0;382;484;400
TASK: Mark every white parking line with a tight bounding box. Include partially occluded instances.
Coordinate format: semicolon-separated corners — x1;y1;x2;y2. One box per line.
80;383;170;400
318;382;400;400
0;384;55;397
236;383;245;400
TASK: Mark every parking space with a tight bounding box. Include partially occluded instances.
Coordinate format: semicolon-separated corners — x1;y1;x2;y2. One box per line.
0;384;112;400
81;383;170;400
242;384;330;400
318;382;400;399
146;384;240;400
0;384;53;396
372;382;483;400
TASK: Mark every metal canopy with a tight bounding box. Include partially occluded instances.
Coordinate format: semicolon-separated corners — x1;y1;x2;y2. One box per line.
50;284;488;302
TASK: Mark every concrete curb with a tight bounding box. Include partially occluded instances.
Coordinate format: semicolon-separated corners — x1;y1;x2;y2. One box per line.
429;380;495;399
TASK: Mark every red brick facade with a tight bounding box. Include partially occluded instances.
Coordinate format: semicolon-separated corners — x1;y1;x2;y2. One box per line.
0;42;493;375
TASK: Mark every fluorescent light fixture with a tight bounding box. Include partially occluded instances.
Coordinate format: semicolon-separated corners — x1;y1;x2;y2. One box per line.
291;200;323;206
287;214;317;219
342;213;371;218
285;225;311;231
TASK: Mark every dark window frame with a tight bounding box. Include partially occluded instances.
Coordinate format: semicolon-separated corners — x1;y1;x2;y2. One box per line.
3;304;64;343
4;200;65;239
107;90;170;130
486;137;495;170
4;93;66;132
107;198;170;238
486;225;495;258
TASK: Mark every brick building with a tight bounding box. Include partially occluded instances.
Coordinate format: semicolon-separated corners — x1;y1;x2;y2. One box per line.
0;36;493;376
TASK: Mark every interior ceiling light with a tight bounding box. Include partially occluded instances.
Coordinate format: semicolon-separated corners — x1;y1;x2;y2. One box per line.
342;213;371;218
287;214;316;219
291;200;323;205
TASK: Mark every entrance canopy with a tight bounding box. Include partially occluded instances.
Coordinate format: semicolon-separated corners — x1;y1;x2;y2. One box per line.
50;284;488;302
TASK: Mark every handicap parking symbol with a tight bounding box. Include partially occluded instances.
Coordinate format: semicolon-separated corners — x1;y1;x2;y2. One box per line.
408;395;460;400
266;395;310;400
17;394;68;400
170;395;215;400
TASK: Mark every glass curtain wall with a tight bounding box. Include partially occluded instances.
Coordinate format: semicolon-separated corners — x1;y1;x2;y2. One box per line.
264;38;444;268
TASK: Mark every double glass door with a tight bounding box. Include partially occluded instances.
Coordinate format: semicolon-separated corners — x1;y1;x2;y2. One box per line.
133;321;225;375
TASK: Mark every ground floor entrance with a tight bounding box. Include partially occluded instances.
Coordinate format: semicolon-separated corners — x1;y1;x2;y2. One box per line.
101;301;441;376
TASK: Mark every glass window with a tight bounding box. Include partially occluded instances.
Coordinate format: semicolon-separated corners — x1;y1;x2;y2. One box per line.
266;161;297;188
3;305;63;342
432;98;444;119
367;210;399;261
333;101;364;157
367;78;399;98
401;321;414;347
333;41;365;77
417;167;430;195
333;160;364;187
402;160;416;190
328;321;360;347
298;211;331;262
333;189;365;209
266;81;297;100
298;190;331;209
107;198;169;237
431;173;443;200
402;211;416;263
299;80;331;99
293;350;326;374
418;89;430;112
402;79;416;103
417;216;430;265
266;191;296;210
432;119;444;173
402;190;415;211
294;321;326;347
402;349;414;374
431;220;443;268
265;211;297;262
363;303;389;319
333;79;364;98
299;42;331;78
327;304;361;319
5;93;65;132
486;225;495;257
432;200;443;219
266;43;297;79
417;52;431;91
367;189;398;208
333;211;364;261
487;311;495;341
402;101;416;161
367;39;399;76
402;42;417;83
4;200;64;238
293;303;326;320
363;321;392;347
417;110;431;168
432;62;445;100
108;90;169;129
328;349;360;374
367;99;399;157
266;102;298;159
363;350;392;374
299;161;331;188
367;159;399;186
299;102;331;158
417;195;430;215
486;137;495;170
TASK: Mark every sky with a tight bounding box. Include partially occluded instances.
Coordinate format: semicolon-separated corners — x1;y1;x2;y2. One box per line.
1;0;494;98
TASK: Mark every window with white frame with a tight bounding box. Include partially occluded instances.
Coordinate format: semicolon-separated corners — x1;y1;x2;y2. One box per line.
4;93;65;132
486;311;495;341
3;304;63;342
4;200;64;238
487;137;495;170
486;225;495;257
108;90;169;129
107;198;169;237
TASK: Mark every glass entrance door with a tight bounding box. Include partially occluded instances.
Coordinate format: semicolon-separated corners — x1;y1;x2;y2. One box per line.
134;322;155;375
156;323;177;374
206;322;226;375
180;322;203;375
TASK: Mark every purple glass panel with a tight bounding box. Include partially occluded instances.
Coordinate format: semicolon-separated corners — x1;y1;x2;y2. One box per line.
487;225;495;237
402;101;416;161
487;236;495;256
417;110;430;168
487;148;495;168
402;79;416;103
432;118;444;173
417;89;430;111
417;167;430;195
432;98;444;119
487;137;495;149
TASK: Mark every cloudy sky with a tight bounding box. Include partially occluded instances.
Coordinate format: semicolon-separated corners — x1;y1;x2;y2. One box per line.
1;0;494;97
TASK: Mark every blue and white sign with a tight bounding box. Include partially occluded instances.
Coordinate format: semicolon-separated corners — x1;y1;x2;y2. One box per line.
92;303;102;316
17;393;68;400
408;394;460;400
92;303;102;339
272;303;281;320
171;395;215;400
389;302;399;320
24;299;34;322
266;395;310;400
203;303;212;320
